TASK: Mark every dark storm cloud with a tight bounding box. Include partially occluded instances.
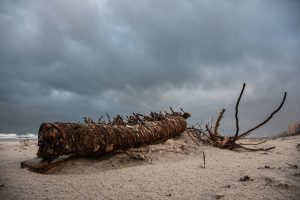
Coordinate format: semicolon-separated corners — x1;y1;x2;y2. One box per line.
0;0;299;136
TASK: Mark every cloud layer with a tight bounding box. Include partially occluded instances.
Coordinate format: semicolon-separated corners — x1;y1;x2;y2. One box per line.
0;0;299;136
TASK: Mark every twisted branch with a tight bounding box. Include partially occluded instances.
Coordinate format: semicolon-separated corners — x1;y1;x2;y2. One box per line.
234;83;246;141
238;92;287;139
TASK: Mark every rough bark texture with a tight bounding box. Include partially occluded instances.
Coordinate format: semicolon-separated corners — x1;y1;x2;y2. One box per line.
37;114;189;160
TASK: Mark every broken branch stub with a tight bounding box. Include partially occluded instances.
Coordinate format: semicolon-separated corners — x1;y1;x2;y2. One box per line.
37;112;190;161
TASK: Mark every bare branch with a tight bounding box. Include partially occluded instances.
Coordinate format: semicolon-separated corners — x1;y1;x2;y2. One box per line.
206;124;213;137
98;116;103;124
214;109;225;136
210;117;214;130
236;144;275;151
234;83;246;140
187;131;201;146
169;107;175;113
196;122;203;129
106;113;111;123
238;92;287;139
237;140;267;146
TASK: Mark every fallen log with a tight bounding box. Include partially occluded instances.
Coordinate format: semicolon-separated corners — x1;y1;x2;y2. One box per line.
37;110;190;161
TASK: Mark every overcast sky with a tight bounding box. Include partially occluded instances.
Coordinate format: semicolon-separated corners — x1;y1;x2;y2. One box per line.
0;0;299;136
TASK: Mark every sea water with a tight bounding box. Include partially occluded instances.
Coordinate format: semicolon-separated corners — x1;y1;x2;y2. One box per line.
0;133;37;141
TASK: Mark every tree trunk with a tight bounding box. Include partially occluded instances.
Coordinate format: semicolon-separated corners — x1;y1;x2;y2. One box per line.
37;115;188;160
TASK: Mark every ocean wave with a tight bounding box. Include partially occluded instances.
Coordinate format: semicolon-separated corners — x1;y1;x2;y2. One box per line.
0;133;37;139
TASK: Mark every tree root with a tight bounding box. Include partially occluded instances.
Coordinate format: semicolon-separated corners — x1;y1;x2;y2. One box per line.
187;83;286;151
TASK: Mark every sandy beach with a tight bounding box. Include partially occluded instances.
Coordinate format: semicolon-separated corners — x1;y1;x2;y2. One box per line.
0;133;299;200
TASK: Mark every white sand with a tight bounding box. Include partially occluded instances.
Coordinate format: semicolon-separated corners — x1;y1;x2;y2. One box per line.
0;134;299;200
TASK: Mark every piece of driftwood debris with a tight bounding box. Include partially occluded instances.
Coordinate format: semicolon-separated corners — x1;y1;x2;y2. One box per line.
203;152;206;168
239;175;251;182
37;109;190;161
21;155;73;173
286;163;298;169
187;83;286;151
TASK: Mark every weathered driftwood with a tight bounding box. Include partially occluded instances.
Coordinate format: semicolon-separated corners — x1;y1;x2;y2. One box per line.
21;155;73;173
187;83;286;151
37;110;190;161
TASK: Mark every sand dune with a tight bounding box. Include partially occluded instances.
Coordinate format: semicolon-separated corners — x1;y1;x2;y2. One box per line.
0;133;299;199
